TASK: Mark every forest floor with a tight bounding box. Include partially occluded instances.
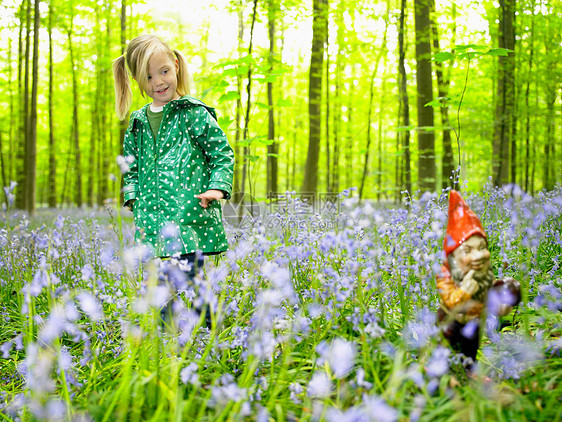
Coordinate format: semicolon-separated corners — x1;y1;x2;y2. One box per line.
0;185;561;421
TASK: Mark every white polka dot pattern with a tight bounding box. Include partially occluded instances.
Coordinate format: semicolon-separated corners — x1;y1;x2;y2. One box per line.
122;95;235;257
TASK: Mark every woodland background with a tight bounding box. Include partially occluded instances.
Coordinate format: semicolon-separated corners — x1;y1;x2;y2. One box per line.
0;0;561;214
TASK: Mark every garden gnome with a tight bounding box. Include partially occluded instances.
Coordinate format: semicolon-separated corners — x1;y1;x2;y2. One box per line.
436;190;521;370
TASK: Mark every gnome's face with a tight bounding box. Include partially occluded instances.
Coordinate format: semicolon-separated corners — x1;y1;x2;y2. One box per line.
450;234;491;278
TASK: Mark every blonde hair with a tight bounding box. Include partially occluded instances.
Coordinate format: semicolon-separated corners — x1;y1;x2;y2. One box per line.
112;35;191;121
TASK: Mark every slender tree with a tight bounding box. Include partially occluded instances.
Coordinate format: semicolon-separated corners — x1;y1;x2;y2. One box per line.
8;37;15;184
16;0;31;210
430;0;455;189
414;0;435;192
523;2;535;193
48;0;56;208
492;0;515;186
232;0;244;203
67;5;82;207
266;0;279;197
24;0;39;214
88;4;102;207
325;16;331;193
397;0;411;199
331;2;342;194
240;0;259;201
118;0;127;205
302;0;328;195
360;0;389;200
0;133;6;205
98;1;112;205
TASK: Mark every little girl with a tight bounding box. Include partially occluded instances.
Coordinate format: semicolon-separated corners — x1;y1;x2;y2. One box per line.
112;35;234;308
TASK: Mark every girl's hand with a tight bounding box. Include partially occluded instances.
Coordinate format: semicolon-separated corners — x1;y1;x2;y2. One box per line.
195;189;224;208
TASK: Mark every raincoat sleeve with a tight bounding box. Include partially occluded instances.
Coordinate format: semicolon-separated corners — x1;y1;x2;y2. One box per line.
190;107;235;199
122;119;140;205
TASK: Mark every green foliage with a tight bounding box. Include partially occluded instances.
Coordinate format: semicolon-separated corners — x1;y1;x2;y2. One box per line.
0;0;560;208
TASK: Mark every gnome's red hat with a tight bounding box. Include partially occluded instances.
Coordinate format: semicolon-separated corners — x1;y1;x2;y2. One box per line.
443;190;487;256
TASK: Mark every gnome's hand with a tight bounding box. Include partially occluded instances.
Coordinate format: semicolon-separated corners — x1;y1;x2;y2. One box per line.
460;270;479;296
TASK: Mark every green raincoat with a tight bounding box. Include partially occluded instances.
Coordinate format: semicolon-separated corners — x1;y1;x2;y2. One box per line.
122;95;234;256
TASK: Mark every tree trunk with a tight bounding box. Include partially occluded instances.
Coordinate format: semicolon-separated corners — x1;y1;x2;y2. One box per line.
98;1;112;205
67;14;82;207
8;37;15;185
360;68;377;201
523;2;535;193
0;132;7;206
430;0;455;190
544;93;555;190
344;73;354;193
302;0;328;195
360;1;389;200
332;5;342;194
266;0;278;197
89;4;102;208
17;0;31;210
25;0;40;214
325;25;331;193
377;72;387;201
48;0;56;208
241;0;259;203
398;0;411;198
414;0;435;193
233;0;244;203
118;0;127;205
492;0;515;186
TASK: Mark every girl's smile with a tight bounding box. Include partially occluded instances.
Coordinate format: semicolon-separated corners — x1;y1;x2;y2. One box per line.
146;51;179;107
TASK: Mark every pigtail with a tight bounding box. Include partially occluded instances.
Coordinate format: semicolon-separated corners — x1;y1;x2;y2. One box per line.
112;55;133;121
174;49;192;97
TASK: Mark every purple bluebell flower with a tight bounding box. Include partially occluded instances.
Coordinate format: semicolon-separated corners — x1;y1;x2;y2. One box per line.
326;406;366;422
425;346;450;378
409;395;426;422
1;341;13;358
326;338;356;379
460;320;479;339
355;367;373;389
81;264;95;282
426;378;439;395
402;308;439;349
76;292;103;321
210;375;247;407
361;394;398;422
289;382;303;404
307;372;332;398
116;155;134;174
180;362;200;385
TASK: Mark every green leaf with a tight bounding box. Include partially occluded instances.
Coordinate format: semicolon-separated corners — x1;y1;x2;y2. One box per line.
425;99;445;108
245;154;261;162
486;48;513;57
236;135;269;147
218;116;234;128
218;90;240;103
454;44;486;52
255;102;270;110
432;51;454;63
276;98;293;107
396;125;416;132
458;51;482;60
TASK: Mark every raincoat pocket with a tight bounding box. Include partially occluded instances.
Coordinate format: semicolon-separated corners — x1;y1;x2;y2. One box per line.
177;189;214;228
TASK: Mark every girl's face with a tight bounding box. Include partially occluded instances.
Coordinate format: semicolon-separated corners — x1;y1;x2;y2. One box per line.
145;51;179;107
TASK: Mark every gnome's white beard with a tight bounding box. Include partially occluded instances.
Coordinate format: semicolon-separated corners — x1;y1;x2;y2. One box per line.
448;254;494;302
